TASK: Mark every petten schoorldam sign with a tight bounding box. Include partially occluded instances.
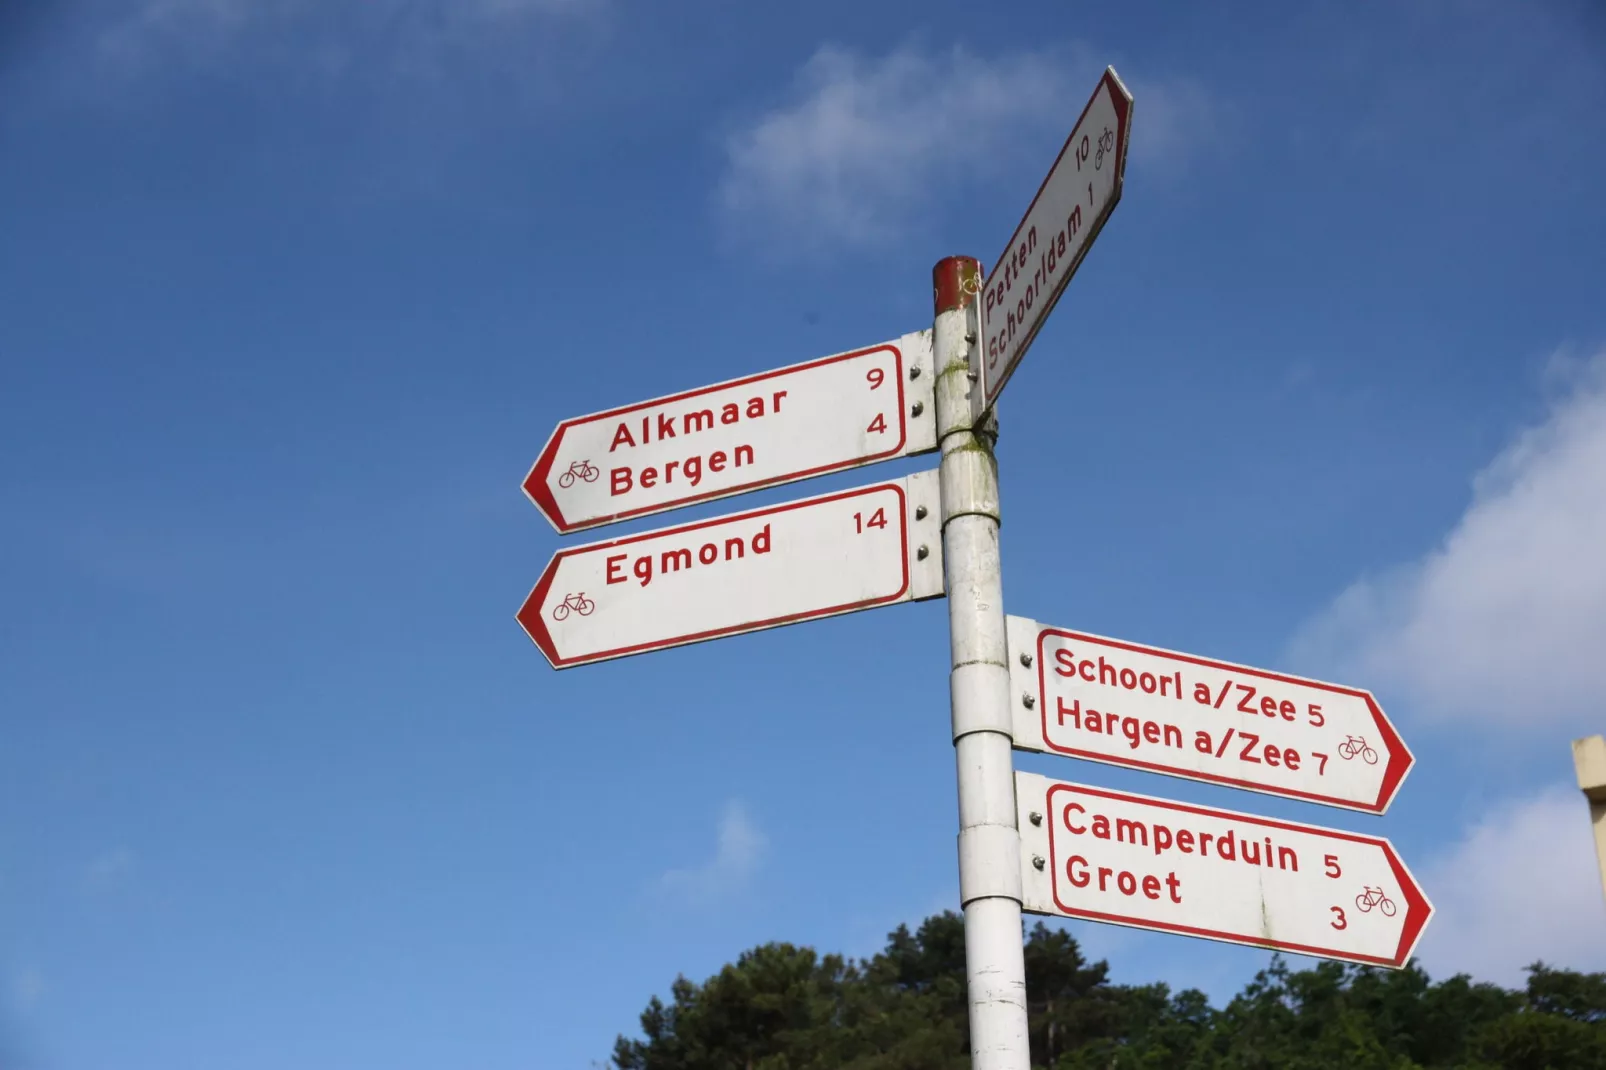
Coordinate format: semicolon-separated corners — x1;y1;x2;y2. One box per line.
516;66;1429;1070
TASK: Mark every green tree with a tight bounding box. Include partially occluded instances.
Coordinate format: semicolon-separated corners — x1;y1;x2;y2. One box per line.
612;915;973;1070
612;914;1606;1070
1466;963;1606;1070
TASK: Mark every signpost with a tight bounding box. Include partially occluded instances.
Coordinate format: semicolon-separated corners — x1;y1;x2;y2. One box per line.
514;61;1430;1070
1016;773;1433;968
1007;619;1413;814
526;333;936;533
517;471;943;668
973;67;1132;423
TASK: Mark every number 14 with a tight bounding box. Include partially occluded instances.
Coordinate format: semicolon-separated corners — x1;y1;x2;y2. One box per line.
853;509;887;533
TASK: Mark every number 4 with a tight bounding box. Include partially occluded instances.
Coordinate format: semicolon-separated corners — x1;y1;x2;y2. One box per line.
866;413;887;434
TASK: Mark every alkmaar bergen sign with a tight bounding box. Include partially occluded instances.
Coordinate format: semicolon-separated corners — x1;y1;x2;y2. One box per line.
526;333;936;533
1017;774;1433;969
1008;619;1413;814
975;67;1132;422
517;471;943;668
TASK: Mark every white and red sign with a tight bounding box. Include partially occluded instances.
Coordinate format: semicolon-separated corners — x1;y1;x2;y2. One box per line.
517;471;944;668
1008;619;1412;814
1016;774;1432;969
525;333;936;534
974;67;1132;422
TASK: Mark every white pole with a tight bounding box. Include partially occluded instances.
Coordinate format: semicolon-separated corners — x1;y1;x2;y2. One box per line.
933;256;1031;1070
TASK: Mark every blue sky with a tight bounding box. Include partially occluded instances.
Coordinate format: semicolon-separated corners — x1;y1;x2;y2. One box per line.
3;1;1605;1066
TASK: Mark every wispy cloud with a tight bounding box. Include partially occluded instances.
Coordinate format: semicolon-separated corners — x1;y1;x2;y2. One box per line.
84;846;137;892
9;969;45;1013
1127;74;1219;173
1288;351;1606;731
95;0;606;83
1416;784;1606;984
717;43;1215;253
659;800;766;904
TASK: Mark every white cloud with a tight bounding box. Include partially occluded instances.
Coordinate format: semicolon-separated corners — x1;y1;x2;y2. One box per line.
84;846;137;891
1288;352;1606;730
9;969;45;1013
718;43;1217;252
659;800;766;904
97;0;603;79
1416;784;1606;984
1127;75;1219;171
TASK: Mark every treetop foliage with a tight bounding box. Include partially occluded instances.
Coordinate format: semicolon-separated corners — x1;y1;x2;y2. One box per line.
613;912;1606;1070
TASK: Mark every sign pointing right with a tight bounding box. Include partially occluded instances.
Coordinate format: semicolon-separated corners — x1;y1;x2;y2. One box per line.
1008;618;1413;814
1017;774;1433;969
974;67;1132;422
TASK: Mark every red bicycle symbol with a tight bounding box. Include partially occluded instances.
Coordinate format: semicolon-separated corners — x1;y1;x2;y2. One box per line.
1094;126;1115;169
1337;735;1379;765
550;592;595;621
557;460;600;489
1355;885;1396;916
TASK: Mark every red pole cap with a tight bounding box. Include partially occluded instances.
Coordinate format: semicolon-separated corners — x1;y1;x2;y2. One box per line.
932;256;982;315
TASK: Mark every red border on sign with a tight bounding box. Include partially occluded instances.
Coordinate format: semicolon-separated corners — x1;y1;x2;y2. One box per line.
525;342;914;533
1033;628;1413;815
980;68;1132;413
517;482;912;668
1042;781;1432;969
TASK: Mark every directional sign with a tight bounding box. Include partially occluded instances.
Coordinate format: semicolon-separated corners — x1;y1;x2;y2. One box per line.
525;333;936;534
1007;619;1412;814
1016;773;1433;969
517;471;943;668
973;67;1132;423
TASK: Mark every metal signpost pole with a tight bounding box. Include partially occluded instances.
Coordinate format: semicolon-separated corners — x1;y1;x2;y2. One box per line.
934;256;1030;1070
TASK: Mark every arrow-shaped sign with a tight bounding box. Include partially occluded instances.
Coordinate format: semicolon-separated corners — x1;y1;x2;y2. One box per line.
1016;773;1433;969
525;333;936;534
1008;619;1412;814
974;67;1132;422
518;471;944;668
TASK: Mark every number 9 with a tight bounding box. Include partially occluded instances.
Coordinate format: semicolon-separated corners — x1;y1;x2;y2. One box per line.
866;368;885;390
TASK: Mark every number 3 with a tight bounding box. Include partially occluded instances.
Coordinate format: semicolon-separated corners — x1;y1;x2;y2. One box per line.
1330;906;1347;930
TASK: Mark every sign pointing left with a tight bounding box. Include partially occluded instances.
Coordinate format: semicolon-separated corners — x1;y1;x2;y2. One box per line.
517;471;944;668
526;333;936;534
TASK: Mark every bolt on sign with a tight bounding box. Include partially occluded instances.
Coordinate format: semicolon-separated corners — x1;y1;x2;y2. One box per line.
518;471;943;668
1016;774;1433;969
525;333;937;534
1007;618;1413;814
973;67;1132;423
